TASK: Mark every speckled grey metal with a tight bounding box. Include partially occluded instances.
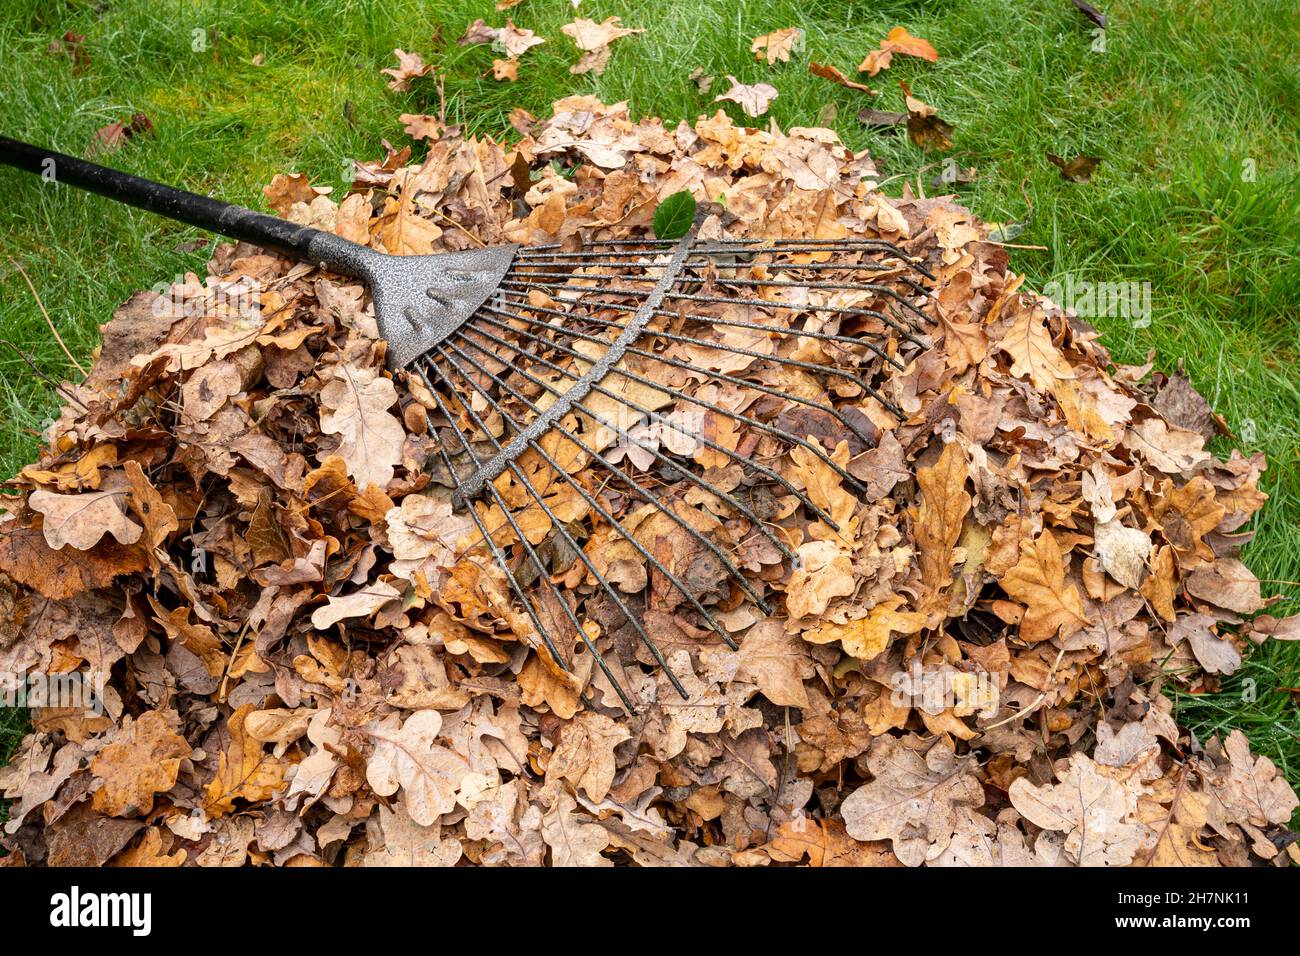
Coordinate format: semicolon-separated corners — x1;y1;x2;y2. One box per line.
305;233;518;371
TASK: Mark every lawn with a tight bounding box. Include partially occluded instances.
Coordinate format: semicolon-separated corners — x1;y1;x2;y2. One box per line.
1;0;1298;794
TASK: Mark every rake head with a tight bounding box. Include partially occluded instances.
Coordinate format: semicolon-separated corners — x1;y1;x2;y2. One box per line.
375;231;936;711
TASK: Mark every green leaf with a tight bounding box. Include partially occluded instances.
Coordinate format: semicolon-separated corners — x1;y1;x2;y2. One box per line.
652;191;696;240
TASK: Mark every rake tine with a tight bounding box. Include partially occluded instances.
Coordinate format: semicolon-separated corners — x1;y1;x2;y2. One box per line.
435;337;754;642
508;265;932;323
498;281;930;348
459;313;843;531
502;277;928;348
450;331;812;568
418;368;638;712
481;311;872;498
441;329;781;609
488;290;904;371
518;238;937;282
680;276;934;332
484;304;898;426
422;355;692;701
495;287;906;372
483;311;879;447
428;434;587;702
496;286;916;388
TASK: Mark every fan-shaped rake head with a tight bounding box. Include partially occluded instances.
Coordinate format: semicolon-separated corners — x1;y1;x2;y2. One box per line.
394;231;935;711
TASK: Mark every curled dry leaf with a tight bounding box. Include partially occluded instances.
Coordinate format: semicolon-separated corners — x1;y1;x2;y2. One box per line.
562;16;643;75
715;76;779;117
381;49;434;91
809;61;876;95
858;26;939;76
900;80;954;151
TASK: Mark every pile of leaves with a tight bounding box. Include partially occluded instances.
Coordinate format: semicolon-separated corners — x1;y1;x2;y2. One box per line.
1;96;1297;867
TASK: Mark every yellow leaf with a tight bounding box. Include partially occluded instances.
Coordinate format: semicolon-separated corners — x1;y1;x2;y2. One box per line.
803;596;926;661
914;442;971;617
205;704;290;815
1001;529;1091;642
92;711;191;817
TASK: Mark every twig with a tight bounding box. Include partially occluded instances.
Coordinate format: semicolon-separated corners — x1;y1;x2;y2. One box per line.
0;338;88;412
7;256;87;376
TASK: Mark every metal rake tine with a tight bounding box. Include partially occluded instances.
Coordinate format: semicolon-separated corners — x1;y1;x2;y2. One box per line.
481;305;897;430
426;434;595;702
418;369;639;711
434;338;751;646
507;264;932;339
519;237;936;280
495;287;911;396
498;280;930;348
440;329;782;608
647;308;907;370
678;276;934;334
495;285;907;372
459;313;845;530
484;302;871;497
450;322;812;563
421;356;692;700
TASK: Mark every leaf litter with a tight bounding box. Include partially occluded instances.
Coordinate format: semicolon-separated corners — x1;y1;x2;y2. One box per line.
0;91;1296;868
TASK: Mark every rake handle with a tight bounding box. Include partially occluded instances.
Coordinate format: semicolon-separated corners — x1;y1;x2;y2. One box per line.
0;136;367;278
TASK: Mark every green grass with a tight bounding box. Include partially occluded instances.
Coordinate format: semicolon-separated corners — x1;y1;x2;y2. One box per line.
1;0;1298;799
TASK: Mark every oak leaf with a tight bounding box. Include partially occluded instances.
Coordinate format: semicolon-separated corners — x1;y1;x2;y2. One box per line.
319;362;405;492
546;712;631;802
1009;753;1153;866
1001;529;1090;642
914;441;971;615
91;711;191;817
859;27;939;76
365;710;472;826
205;704;289;815
30;483;142;551
840;735;984;867
715;76;779;117
750;27;803;65
802;597;925;662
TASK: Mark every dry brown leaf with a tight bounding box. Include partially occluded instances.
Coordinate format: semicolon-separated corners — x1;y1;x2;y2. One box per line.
750;27;803;65
859;26;940;76
715;76;779;117
841;736;984;867
319;362;405;492
809;61;876;94
1009;753;1153;866
803;597;926;662
205;704;289;815
914;442;971;614
91;711;191;817
365;710;472;826
1001;529;1091;642
30;482;142;552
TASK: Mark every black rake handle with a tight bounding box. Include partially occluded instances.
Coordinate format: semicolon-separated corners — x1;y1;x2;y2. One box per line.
0;136;367;277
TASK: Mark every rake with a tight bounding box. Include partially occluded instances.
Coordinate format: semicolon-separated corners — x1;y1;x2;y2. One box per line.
0;137;936;711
